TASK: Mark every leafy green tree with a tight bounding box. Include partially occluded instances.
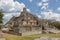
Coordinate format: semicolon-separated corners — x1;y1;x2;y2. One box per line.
0;11;3;29
42;19;60;30
46;20;60;30
51;21;60;29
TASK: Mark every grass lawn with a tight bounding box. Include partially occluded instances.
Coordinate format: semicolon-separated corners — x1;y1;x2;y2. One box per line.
3;33;60;40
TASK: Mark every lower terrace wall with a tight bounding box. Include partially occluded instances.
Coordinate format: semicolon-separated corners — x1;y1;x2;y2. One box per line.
21;30;42;36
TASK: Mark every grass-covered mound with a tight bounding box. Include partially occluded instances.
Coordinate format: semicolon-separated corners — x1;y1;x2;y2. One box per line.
3;33;60;40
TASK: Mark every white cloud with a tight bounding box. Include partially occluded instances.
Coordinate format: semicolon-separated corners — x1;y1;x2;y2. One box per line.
37;0;49;10
38;2;48;6
3;13;20;20
42;0;49;2
29;0;32;2
38;2;42;6
41;6;47;10
26;8;30;12
38;15;41;18
43;3;48;6
3;13;13;24
0;0;25;12
37;0;60;21
0;0;26;24
3;12;20;24
41;10;60;21
3;14;12;19
57;7;60;11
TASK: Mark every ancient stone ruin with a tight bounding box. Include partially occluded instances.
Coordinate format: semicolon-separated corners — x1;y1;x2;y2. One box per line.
2;8;60;36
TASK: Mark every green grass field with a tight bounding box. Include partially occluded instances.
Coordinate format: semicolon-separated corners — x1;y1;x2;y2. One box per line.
3;33;60;40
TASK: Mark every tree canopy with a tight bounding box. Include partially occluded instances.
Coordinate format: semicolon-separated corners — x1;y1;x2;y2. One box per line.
0;11;3;29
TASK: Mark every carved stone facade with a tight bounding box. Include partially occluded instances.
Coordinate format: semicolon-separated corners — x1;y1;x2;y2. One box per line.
2;8;42;36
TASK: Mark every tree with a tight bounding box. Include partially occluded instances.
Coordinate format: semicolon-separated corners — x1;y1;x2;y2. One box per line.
0;11;3;29
51;21;60;29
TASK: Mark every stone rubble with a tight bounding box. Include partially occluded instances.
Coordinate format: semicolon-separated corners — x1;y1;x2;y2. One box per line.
34;36;60;40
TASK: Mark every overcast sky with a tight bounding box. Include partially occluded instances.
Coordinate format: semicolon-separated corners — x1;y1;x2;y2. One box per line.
0;0;60;24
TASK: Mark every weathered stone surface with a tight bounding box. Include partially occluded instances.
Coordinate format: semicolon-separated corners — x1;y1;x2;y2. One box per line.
34;36;60;40
0;31;6;40
0;38;6;40
0;31;3;38
2;8;42;36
